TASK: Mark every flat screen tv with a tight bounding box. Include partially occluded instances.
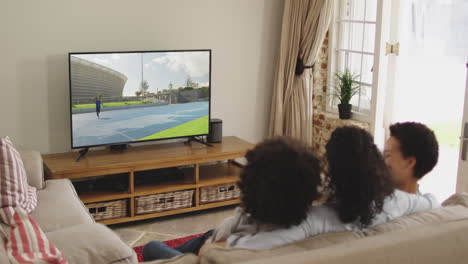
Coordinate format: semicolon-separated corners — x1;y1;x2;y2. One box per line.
69;50;211;149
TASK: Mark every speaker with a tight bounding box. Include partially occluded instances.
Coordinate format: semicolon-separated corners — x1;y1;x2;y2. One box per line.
207;118;222;143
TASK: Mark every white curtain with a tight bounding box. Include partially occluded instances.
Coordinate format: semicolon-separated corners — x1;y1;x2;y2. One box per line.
269;0;334;144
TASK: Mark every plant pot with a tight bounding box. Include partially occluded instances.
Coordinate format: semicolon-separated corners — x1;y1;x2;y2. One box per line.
338;104;352;119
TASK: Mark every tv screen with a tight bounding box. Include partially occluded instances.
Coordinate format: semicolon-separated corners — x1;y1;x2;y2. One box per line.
69;50;211;149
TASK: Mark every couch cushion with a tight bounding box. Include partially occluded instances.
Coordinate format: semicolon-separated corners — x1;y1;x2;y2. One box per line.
238;220;468;264
0;229;10;264
0;136;37;213
113;259;142;264
46;223;137;264
30;179;94;232
201;231;363;264
0;206;67;264
142;254;199;264
20;150;45;190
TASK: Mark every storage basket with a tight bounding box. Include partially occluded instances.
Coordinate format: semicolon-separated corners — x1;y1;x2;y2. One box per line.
135;189;194;215
200;182;240;204
86;199;128;220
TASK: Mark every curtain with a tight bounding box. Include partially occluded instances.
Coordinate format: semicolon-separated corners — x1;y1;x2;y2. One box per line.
269;0;334;144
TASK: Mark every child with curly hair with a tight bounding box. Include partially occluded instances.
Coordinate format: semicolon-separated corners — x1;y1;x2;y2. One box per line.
143;137;322;261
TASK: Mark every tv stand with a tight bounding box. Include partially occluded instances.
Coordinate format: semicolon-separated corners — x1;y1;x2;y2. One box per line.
42;136;253;225
75;148;89;162
109;144;131;151
185;136;213;147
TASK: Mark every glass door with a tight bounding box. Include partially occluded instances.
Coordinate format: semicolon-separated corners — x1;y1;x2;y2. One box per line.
385;0;468;201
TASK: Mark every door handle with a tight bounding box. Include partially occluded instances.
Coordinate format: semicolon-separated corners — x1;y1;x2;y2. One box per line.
461;123;468;161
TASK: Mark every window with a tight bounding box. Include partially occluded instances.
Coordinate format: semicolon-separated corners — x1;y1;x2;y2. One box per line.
328;0;378;120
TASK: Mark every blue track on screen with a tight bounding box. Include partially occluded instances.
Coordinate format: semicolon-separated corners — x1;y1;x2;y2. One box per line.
72;101;208;148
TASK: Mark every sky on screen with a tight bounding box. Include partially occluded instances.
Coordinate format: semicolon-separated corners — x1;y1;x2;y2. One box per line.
73;51;210;96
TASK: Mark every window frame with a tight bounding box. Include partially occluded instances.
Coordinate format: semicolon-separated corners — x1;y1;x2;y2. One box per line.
326;0;378;123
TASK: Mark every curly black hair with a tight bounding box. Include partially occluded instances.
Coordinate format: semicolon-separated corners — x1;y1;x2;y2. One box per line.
389;122;439;179
238;137;322;228
325;126;394;227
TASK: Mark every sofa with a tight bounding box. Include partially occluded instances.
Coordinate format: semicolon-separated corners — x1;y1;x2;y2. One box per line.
2;150;468;264
144;194;468;264
0;151;138;264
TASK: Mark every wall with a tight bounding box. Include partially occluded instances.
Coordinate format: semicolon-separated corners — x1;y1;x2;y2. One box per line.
0;0;284;153
312;35;370;157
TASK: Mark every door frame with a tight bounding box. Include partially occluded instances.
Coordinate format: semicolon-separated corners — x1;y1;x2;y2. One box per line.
456;62;468;193
370;0;392;148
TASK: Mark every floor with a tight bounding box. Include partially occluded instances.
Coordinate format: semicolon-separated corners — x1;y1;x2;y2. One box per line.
110;206;236;247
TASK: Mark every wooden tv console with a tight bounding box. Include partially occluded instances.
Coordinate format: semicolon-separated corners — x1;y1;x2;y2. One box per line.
42;136;253;225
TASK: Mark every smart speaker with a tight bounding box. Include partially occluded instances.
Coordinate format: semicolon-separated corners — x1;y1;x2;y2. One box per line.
207;118;222;143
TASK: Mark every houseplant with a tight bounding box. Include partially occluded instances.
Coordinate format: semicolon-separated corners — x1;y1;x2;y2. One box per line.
330;69;361;119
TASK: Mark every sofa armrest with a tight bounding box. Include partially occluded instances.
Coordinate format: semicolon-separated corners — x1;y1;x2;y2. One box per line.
31;179;95;232
442;192;468;208
46;223;138;264
20;150;45;190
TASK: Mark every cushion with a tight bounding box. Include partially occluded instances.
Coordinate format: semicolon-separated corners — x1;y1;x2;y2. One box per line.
45;223;137;264
238;220;468;264
30;179;94;232
0;235;9;264
201;231;363;264
0;206;67;264
142;254;198;264
112;259;141;264
19;151;45;190
0;136;37;213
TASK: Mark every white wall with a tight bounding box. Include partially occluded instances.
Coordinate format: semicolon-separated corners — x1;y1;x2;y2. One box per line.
0;0;284;153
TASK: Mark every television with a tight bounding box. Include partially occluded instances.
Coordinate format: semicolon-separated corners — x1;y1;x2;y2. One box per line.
69;50;211;149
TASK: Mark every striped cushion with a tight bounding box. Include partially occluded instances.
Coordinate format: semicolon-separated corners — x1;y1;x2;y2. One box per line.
0;137;37;213
0;207;68;264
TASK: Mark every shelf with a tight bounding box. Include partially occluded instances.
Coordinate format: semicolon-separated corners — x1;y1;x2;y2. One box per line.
99;199;240;225
43;136;253;178
134;167;196;196
198;163;242;187
98;216;135;225
197;199;241;209
79;164;240;203
80;191;131;204
134;182;197;196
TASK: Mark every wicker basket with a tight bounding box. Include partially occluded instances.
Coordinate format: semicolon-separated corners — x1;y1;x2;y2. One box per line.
200;182;240;204
86;199;128;220
135;189;194;215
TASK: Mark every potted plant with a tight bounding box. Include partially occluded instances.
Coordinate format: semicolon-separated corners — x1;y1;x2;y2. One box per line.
330;69;361;119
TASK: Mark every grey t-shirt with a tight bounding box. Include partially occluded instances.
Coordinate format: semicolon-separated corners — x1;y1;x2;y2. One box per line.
212;190;439;250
